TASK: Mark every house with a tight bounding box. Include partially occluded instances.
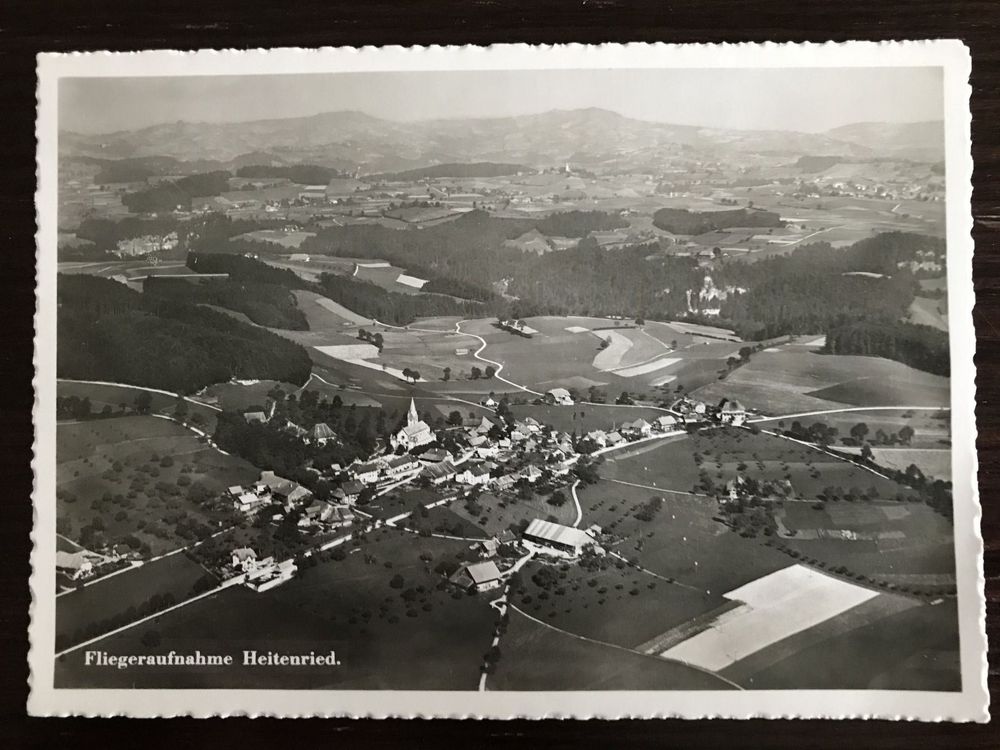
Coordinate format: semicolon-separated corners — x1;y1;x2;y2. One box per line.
284;485;313;509
457;463;493;487
623;418;653;438
522;519;596;557
56;550;98;581
349;460;382;485
654;415;678;431
480;396;498;409
584;430;608;448
339;479;365;504
391;398;435;451
717;399;748;426
545;387;574;405
421;460;457;485
232;486;271;515
243;410;268;424
478;538;500;557
492;474;516;492
231;547;258;572
309;422;337;446
518;464;543;484
257;471;311;508
419;448;453;464
384;454;421;478
474;443;500;459
474;415;496;435
605;430;626;447
246;558;297;592
450;560;503;593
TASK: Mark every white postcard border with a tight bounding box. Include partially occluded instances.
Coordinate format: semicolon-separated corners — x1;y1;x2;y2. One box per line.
30;40;987;720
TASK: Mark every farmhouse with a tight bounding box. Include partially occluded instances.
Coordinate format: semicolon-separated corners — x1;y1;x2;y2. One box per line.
655;415;679;431
384;454;421;478
717;399;748;426
421;460;457;485
246;558;298;592
56;550;99;581
243;410;268;424
450;560;503;593
605;430;626;448
456;463;493;487
522;519;596;557
349;460;382;485
231;547;258;572
391;399;435;451
419;448;454;464
230;483;271;515
545;388;574;406
622;418;653;438
339;479;365;504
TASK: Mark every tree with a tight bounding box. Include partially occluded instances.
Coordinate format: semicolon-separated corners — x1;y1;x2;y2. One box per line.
850;423;870;444
134;392;153;415
442;367;451;382
738;346;753;362
173;396;188;419
861;443;874;462
484;365;496;379
470;366;483;380
548;490;568;507
898;425;915;445
447;410;463;426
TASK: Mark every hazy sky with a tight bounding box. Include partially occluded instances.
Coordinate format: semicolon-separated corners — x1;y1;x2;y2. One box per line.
60;67;943;134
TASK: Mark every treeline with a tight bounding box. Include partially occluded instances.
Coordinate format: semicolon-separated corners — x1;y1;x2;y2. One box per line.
144;276;308;330
317;273;485;326
824;320;949;376
712;233;935;340
58;275;311;393
372;162;529;180
236;164;344;184
122;171;232;213
188;251;305;287
535;210;628;238
652;207;785;235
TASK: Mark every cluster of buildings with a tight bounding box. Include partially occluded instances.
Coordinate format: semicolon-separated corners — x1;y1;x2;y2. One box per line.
230;547;299;593
227;470;354;531
579;414;680;452
671;396;749;427
114;232;179;258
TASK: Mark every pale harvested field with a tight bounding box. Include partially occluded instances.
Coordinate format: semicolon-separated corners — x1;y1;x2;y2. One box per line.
660;564;878;672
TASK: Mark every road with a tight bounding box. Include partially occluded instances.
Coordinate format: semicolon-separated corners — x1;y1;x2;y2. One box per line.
57;378;222;412
750;405;947;423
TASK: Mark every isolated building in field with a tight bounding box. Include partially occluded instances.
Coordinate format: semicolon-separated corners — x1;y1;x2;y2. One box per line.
522;519;596;557
56;550;99;581
717;399;748;426
545;387;574;406
391;398;435;451
450;560;503;593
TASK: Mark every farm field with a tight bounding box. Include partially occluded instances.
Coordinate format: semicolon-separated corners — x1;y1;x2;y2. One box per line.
753;408;951;449
238;229;316;248
58;380;221;433
56;551;211;649
510;403;668;433
489;609;734;690
870;447;952;481
510;558;724;649
908;296;949;332
57;416;255;557
55;529;497;689
694;351;950;415
743;598;960;690
448;489;579;538
659;565;878;671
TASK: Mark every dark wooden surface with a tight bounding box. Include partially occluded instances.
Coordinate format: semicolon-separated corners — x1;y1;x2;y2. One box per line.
1;1;997;746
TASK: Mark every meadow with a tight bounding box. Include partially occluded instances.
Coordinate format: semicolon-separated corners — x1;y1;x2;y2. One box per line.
56;551;210;648
57;416;256;556
489;609;733;691
55;528;497;689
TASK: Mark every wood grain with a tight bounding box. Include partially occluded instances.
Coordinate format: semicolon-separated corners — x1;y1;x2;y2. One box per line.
0;1;997;746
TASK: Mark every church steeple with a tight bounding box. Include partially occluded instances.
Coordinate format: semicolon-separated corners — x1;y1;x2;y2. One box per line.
407;398;418;425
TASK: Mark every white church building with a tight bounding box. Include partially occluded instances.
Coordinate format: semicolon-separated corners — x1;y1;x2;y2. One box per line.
391;398;435;451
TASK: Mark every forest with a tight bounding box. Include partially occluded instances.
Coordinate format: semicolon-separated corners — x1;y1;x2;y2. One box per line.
824;319;949;376
57;275;312;393
235;164;344;184
143;276;309;330
122;171;232;214
371;162;529;181
535;209;628;238
652;206;785;234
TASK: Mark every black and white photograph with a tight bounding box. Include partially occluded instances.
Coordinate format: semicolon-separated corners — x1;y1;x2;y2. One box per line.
29;42;986;720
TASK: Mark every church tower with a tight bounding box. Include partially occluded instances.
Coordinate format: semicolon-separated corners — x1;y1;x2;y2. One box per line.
407;398;419;426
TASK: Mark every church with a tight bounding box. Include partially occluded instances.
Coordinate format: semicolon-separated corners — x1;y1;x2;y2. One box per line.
391;399;435;451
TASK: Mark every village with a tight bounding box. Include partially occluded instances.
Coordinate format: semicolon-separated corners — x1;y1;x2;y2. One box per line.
175;389;752;599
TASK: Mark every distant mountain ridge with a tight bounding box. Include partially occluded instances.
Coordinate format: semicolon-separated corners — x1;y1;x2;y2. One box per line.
60;108;944;173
